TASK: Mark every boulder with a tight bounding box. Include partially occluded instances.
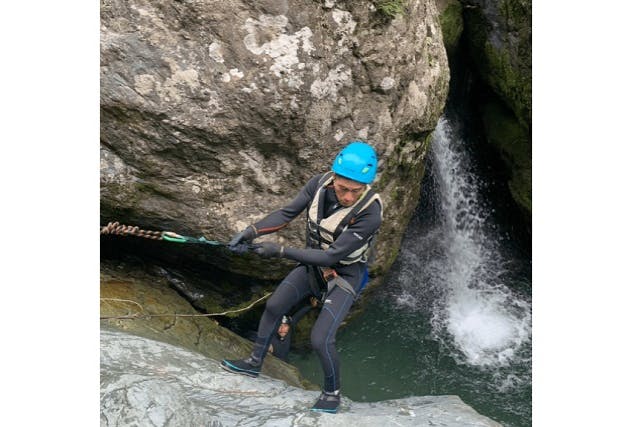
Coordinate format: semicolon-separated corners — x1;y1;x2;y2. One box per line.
101;328;502;426
100;0;450;279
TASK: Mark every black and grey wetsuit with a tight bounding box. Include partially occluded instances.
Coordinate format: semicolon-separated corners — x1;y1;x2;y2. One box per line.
249;173;382;393
269;304;313;363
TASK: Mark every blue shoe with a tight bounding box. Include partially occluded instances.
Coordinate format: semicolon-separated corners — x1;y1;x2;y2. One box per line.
221;358;261;378
310;390;340;413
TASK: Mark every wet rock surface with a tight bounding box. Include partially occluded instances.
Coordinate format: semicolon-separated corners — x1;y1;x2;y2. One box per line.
101;328;502;426
100;259;308;388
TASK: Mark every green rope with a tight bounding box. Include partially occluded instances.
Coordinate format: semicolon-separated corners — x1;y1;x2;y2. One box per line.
161;231;225;246
101;222;255;251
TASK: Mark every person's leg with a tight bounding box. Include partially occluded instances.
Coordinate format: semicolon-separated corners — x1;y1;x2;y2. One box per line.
309;286;354;412
251;265;311;362
222;265;311;376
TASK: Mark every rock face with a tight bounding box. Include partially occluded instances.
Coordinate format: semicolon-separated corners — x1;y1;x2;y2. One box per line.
463;0;531;214
101;328;502;426
444;0;531;218
100;259;311;388
436;0;464;53
100;0;450;278
462;0;531;129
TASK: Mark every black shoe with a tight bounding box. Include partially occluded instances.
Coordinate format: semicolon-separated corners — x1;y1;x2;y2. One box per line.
221;357;261;378
310;390;341;413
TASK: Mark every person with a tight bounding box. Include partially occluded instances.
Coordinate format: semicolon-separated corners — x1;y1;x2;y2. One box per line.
221;141;383;414
266;297;318;362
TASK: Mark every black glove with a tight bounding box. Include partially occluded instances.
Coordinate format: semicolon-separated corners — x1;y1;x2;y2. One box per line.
228;226;257;248
254;242;284;258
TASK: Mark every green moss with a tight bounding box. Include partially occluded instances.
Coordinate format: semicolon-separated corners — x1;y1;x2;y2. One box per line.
482;100;531;215
439;1;464;52
483;44;531;130
509;167;531;213
424;132;433;154
374;0;406;18
372;132;435;277
464;1;531;129
380;244;400;273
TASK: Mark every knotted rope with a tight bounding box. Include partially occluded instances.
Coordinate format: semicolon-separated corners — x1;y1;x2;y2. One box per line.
100;221;163;240
100;221;226;246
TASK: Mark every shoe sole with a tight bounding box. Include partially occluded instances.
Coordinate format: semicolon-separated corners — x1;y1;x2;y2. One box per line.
220;360;260;378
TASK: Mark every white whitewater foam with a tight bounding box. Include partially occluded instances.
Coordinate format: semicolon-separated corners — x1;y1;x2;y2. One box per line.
394;116;531;369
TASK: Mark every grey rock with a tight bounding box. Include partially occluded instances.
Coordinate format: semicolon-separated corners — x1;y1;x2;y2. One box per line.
101;328;502;426
100;0;450;279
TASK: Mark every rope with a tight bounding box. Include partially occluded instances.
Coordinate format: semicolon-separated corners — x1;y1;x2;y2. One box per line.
100;221;163;240
100;292;272;320
100;221;226;246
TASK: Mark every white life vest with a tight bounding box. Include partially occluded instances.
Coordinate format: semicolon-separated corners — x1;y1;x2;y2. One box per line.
306;172;383;265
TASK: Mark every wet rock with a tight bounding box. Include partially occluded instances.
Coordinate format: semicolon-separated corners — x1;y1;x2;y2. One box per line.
101;328;502;426
100;260;308;388
462;0;531;128
459;0;531;218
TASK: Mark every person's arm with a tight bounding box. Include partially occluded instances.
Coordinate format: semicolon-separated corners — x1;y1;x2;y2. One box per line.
252;174;321;236
228;174;321;247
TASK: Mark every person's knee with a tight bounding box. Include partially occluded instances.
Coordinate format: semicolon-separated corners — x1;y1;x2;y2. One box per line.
310;329;324;353
311;326;333;353
264;296;284;317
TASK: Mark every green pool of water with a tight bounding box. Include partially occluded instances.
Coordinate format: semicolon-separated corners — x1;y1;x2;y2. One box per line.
290;289;531;427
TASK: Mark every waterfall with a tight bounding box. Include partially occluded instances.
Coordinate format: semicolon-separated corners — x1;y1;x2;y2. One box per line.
392;115;531;370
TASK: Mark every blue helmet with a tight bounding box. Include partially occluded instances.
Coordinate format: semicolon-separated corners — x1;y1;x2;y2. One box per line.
331;141;378;184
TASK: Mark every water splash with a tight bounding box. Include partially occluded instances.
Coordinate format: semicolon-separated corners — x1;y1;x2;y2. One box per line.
391;116;531;369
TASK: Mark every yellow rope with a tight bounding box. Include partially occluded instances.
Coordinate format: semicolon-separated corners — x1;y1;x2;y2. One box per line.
100;292;272;320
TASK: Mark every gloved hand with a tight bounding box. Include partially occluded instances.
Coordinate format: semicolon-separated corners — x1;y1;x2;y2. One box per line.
228;226;257;249
254;242;284;258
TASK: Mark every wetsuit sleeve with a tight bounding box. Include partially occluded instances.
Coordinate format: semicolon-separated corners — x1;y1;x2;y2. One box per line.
282;200;382;267
252;174;322;236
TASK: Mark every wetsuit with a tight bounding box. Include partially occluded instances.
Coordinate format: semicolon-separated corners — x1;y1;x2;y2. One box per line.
269;304;313;362
249;173;382;393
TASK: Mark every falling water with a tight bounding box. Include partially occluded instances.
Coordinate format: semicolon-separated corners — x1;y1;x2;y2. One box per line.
400;116;532;369
395;117;531;381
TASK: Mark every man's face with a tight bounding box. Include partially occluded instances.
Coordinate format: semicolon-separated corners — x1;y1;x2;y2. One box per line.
278;323;290;338
334;176;366;207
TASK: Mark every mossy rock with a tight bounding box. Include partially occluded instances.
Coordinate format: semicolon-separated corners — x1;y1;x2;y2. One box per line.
100;261;313;389
437;0;464;53
374;0;407;19
481;100;531;215
464;0;531;129
373;133;434;282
